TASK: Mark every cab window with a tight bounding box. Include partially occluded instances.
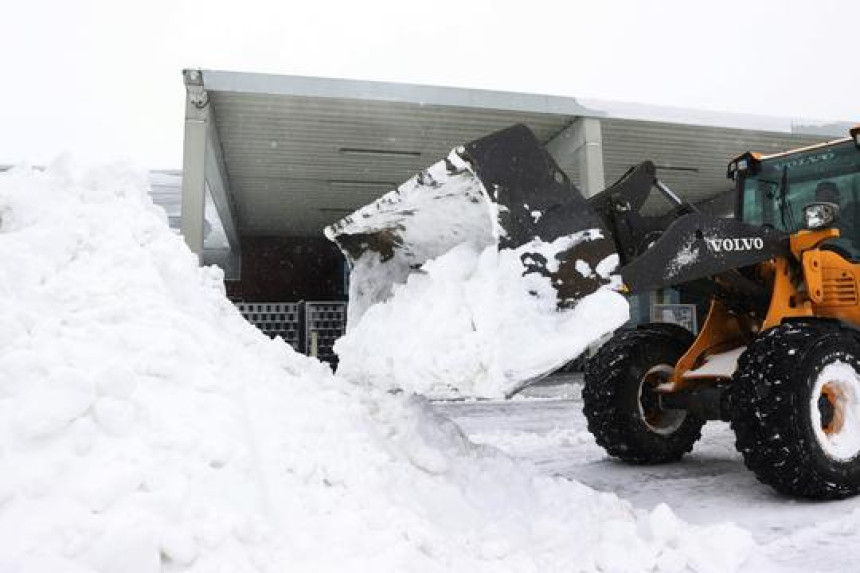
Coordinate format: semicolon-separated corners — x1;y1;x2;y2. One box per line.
741;141;860;257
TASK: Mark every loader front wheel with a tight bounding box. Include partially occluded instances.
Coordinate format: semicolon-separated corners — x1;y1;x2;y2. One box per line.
731;321;860;499
583;325;704;464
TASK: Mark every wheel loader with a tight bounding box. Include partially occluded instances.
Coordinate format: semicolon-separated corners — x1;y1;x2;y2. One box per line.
325;123;860;499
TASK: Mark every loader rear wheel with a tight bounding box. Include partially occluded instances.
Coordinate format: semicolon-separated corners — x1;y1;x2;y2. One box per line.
730;321;860;499
583;324;704;464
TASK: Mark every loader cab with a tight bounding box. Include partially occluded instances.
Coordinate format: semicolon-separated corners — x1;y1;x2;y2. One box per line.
731;137;860;259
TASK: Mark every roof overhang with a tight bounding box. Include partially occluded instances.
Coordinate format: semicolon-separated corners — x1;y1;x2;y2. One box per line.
183;69;856;241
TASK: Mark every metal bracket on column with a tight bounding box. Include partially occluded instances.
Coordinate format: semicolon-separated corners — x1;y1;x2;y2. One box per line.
184;69;209;109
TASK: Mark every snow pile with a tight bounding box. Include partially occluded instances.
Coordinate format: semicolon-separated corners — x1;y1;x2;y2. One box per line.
0;164;753;572
336;238;627;399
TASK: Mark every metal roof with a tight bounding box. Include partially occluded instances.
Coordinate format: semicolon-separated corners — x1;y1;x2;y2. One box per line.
599;120;831;214
209;90;569;236
188;69;854;238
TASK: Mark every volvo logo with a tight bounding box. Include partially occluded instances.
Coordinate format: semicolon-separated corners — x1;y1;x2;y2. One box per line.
705;237;764;253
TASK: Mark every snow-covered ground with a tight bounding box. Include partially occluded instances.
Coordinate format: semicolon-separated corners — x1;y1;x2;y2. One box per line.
436;375;860;572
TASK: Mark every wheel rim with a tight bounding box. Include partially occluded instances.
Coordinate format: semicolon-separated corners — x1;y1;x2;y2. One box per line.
811;361;860;461
638;364;686;435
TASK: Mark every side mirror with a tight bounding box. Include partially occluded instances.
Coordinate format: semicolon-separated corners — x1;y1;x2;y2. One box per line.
804;202;840;230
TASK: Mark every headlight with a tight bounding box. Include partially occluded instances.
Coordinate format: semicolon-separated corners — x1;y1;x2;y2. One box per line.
804;202;839;229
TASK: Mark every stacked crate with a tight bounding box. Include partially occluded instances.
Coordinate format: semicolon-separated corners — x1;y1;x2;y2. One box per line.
234;302;302;352
304;302;348;368
234;301;347;368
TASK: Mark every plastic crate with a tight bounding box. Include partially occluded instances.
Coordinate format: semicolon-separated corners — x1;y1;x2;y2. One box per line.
235;302;302;351
304;301;347;367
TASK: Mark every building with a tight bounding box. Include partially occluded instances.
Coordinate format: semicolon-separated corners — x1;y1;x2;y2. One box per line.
176;68;855;359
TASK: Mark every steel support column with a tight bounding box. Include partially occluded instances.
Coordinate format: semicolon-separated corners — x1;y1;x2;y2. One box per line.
180;95;207;259
546;117;606;197
180;69;240;275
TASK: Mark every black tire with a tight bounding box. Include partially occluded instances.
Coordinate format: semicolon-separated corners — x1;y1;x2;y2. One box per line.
731;321;860;499
583;324;705;464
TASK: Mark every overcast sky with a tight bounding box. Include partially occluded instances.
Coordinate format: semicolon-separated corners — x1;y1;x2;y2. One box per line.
2;0;858;169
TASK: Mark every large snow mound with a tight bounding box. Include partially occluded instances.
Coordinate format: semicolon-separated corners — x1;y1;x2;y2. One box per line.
335;239;627;399
0;164;753;572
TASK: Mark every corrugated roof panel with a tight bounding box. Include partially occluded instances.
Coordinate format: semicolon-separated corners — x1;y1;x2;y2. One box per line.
601;119;832;214
200;70;854;137
201;83;841;236
208;91;572;236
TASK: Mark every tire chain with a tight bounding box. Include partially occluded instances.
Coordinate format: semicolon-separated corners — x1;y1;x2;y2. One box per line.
729;321;860;499
583;325;702;464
